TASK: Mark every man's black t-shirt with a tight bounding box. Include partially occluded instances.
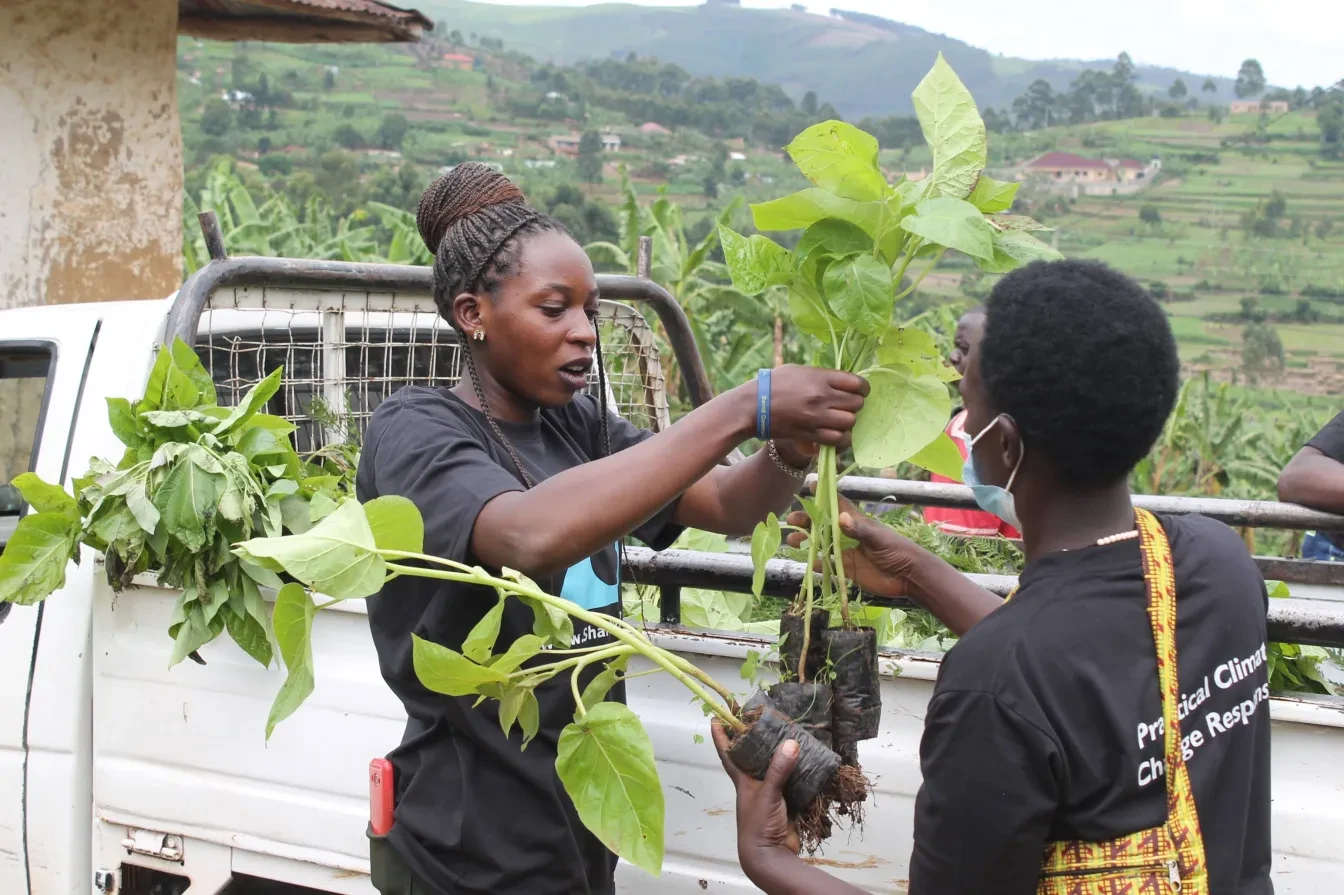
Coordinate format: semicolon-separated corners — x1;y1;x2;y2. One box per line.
909;514;1272;895
1307;410;1344;548
356;387;682;895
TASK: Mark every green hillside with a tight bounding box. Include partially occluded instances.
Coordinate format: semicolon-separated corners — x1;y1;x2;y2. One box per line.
422;0;1236;118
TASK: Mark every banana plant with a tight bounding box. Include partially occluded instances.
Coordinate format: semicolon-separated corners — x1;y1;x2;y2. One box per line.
184;162;394;273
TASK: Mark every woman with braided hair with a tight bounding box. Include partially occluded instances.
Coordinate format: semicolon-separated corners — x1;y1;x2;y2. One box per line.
356;163;869;895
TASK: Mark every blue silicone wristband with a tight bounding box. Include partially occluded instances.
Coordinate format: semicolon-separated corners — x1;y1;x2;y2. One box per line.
755;368;771;440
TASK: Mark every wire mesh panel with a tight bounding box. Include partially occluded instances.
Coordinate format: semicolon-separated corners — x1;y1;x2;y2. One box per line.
193;286;669;455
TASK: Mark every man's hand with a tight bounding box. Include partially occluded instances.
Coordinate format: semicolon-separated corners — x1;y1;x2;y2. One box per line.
786;495;926;599
712;720;801;861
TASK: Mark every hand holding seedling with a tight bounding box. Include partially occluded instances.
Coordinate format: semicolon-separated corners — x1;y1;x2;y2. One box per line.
787;496;1006;638
754;365;869;448
712;721;802;856
786;496;923;597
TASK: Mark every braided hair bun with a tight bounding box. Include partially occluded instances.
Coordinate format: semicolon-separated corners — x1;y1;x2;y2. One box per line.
415;162;526;251
416;163;562;310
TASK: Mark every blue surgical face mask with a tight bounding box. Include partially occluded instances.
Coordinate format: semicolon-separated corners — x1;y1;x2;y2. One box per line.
962;414;1023;531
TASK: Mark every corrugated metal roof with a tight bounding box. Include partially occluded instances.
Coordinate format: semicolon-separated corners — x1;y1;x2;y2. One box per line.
1026;151;1112;170
180;0;430;42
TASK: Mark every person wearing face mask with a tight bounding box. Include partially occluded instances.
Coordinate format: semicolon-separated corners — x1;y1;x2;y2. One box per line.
922;306;1021;539
712;259;1273;895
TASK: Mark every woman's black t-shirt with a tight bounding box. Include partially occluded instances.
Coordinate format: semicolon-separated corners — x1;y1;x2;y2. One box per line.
356;387;683;895
909;513;1273;895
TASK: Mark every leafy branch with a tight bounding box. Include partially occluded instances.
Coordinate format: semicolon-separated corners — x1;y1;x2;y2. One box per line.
0;340;355;668
724;54;1060;664
231;495;751;876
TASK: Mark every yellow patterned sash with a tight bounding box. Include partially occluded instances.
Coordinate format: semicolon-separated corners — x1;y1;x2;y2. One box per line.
1034;508;1209;895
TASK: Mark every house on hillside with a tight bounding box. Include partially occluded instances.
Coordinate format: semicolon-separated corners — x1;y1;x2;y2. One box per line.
1230;99;1290;114
640;121;672;135
2;0;428;311
441;52;475;71
1023;151;1114;183
1114;158;1145;183
1016;151;1159;197
548;132;621;156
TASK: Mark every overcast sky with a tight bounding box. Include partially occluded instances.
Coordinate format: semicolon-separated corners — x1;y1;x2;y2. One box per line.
474;0;1341;89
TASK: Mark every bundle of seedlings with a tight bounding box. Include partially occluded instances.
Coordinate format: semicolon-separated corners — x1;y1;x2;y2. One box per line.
0;340;356;675
729;52;1059;809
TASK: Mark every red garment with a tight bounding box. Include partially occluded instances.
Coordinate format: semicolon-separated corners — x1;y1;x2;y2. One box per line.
923;409;1021;539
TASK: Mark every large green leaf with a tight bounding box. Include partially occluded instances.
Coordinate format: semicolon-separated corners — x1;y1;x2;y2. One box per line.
909;432;965;481
490;634;545;674
233;499;386;599
106;398;147;450
412;634;511;696
364;495;425;554
169;337;218;406
718;227;793;296
140;409;223;431
89;503;142;550
556;702;665;876
751;189;881;235
10;473;76;515
785;120;886;202
822;253;895;336
0;512;81;605
226;599;274;668
153;448;227;553
987;214;1050;232
900;197;995;261
266;583;317;739
794;218;873;268
141;344;201;412
580;655;629;712
911;53;987;200
976;229;1063;273
463;598;505;663
786;279;837;341
852;367;951;469
169;593;225;668
234;574;276;665
967;175;1019;213
749;513;781;599
215;367;283;437
125;480;161;534
876;325;959;382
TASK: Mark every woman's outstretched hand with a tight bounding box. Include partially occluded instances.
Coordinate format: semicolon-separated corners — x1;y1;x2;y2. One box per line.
787;495;1004;636
711;720;801;859
763;366;868;449
786;495;925;598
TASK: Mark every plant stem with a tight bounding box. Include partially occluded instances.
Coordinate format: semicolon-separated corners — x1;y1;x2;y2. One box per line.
820;445;852;626
381;556;745;731
569;647;618;718
508;644;632;682
571;668;586;717
798;512;819;682
894;248;947;300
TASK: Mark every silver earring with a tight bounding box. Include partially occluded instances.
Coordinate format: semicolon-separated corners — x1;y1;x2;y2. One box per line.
473;329;486;342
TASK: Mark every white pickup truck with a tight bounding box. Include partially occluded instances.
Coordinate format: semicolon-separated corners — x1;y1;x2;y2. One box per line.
4;253;1344;895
